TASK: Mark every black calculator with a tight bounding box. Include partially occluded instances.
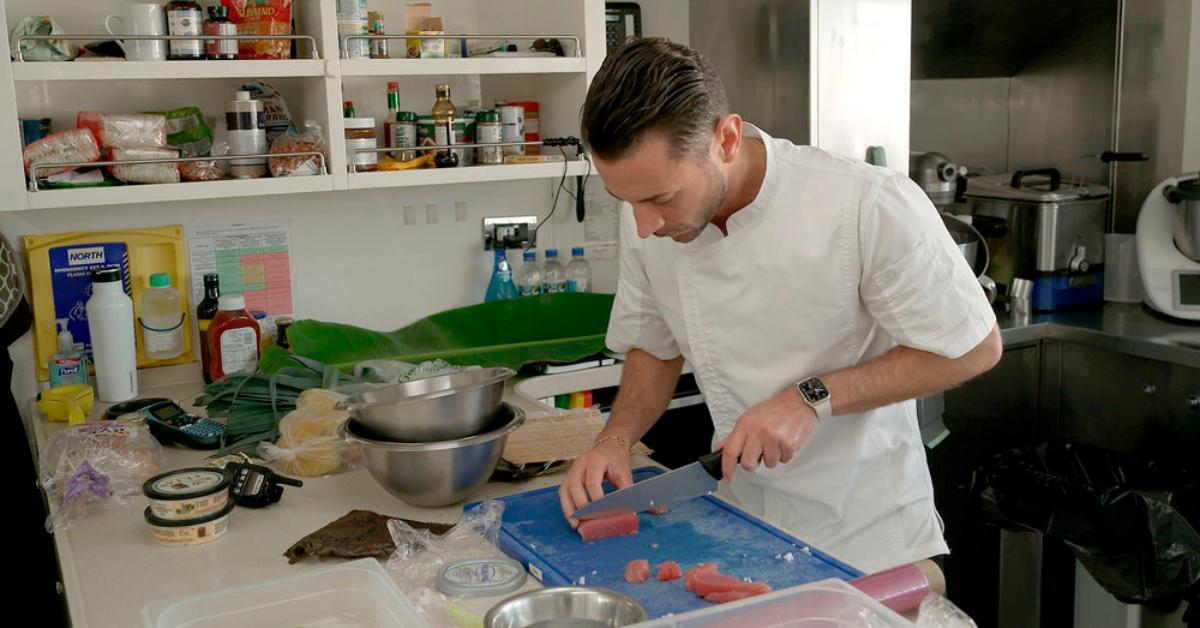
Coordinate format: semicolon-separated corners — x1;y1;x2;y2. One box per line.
141;400;225;449
605;2;642;52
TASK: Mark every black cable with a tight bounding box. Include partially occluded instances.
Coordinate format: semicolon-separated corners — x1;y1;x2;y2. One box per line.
530;143;591;247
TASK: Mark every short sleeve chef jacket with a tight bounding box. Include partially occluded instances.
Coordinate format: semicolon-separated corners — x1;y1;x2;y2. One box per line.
605;125;996;572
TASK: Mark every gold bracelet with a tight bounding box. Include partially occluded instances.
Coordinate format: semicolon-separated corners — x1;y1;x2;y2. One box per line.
594;434;632;452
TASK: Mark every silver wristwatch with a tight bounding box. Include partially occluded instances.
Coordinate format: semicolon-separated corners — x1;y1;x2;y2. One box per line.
796;376;832;422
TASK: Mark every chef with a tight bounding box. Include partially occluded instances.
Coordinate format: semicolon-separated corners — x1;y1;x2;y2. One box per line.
559;38;1003;573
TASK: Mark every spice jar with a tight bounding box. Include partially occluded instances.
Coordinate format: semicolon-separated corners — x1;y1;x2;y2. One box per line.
475;110;503;165
394;112;418;162
344;118;378;172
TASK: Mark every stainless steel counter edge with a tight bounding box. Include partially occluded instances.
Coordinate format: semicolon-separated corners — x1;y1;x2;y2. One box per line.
997;303;1200;368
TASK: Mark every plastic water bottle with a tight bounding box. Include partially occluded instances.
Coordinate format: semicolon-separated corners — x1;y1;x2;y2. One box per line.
485;248;518;302
141;272;185;360
516;250;543;296
542;248;567;293
86;267;137;402
566;247;592;292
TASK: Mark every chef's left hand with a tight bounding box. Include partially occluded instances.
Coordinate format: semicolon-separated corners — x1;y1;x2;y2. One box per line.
714;387;818;482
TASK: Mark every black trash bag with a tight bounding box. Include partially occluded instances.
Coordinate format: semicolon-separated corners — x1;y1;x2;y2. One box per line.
969;441;1200;606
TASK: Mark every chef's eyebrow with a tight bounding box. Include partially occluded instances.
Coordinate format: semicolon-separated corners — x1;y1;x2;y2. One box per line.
605;185;672;204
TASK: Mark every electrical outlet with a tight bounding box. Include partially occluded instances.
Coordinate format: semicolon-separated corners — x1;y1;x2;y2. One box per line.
482;215;538;250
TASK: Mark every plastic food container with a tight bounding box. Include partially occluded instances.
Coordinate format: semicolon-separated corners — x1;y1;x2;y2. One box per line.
143;467;231;521
637;578;910;627
141;558;427;628
144;502;234;547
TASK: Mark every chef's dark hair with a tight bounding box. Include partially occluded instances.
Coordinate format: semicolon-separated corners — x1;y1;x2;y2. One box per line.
581;37;729;161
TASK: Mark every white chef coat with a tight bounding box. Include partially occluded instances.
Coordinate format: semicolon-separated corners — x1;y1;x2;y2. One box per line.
605;125;996;573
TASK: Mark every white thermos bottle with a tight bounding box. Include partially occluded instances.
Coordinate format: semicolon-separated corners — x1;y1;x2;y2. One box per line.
86;267;138;402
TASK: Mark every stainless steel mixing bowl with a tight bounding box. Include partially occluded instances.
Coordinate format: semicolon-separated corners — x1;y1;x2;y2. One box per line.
484;587;647;628
340;402;524;507
335;367;515;442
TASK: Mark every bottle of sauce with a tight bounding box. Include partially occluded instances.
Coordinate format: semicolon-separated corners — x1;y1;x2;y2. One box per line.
203;5;238;61
196;273;220;384
166;0;205;60
432;83;459;168
207;294;260;382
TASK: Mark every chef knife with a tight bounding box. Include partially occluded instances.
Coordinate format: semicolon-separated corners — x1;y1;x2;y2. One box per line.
570;451;724;520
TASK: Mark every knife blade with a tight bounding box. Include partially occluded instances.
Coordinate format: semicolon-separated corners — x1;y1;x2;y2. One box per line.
570;451;724;520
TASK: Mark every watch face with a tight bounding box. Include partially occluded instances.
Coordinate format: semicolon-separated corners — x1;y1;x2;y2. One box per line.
799;378;830;403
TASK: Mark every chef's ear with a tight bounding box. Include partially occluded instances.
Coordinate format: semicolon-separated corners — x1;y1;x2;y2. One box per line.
713;114;743;164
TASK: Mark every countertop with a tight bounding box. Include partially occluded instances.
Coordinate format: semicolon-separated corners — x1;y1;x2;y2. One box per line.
996;302;1200;368
36;302;1200;627
33;368;611;628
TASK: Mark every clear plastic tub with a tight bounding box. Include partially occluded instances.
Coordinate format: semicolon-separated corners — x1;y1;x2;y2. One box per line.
142;558;428;628
637;578;910;628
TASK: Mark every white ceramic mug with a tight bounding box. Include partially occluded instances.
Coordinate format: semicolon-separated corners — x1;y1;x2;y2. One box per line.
105;3;167;61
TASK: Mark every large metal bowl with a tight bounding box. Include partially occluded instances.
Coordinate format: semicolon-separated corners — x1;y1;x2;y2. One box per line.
340;402;525;507
484;587;647;628
335;367;516;442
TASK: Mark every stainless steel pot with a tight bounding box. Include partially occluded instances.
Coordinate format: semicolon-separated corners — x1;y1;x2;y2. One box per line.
965;168;1110;286
1166;178;1200;262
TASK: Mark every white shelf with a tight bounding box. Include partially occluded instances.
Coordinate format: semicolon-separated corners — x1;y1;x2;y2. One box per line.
11;60;327;81
25;175;334;209
339;57;587;77
346;160;590;189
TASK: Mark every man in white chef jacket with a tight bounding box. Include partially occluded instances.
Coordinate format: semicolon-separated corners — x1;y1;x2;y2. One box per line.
559;38;1003;573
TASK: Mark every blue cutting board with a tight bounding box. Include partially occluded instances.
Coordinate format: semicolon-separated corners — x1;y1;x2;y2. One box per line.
470;467;862;618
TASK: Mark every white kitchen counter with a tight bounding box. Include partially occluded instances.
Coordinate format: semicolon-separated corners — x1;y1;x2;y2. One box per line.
31;365;610;628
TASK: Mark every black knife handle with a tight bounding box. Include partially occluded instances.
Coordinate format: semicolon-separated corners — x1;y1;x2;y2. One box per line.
699;451;725;480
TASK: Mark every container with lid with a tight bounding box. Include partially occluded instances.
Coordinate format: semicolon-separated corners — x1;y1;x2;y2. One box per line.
344;118;378;172
86;266;137;402
145;502;234;547
141;273;185;361
226;91;267;179
437;557;527;598
476;110;503;165
143;467;232;521
393;112;418;161
965;168;1111;288
207;294;260;381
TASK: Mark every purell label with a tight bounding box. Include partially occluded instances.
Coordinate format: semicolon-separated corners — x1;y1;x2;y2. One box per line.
54;360;81;376
66;246;105;266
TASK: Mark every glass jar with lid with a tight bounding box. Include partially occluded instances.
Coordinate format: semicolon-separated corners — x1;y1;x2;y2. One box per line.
344;118;378;172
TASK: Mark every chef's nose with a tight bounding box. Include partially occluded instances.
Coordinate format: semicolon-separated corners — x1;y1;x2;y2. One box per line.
633;206;665;239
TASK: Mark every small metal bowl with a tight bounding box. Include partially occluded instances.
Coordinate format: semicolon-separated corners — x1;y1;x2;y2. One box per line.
335;367;516;442
340;403;525;507
484;587;647;628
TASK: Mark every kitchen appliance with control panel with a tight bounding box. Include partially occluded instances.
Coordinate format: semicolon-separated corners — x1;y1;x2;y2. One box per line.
965;168;1109;311
1136;174;1200;321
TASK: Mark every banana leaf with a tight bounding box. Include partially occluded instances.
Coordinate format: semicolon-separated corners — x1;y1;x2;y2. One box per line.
285;292;616;371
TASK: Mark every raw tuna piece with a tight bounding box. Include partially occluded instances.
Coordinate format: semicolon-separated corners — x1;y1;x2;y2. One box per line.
684;563;719;591
577;511;639;541
704;590;763;603
625;559;651;583
691;571;773;598
656;560;682;581
648;505;670;515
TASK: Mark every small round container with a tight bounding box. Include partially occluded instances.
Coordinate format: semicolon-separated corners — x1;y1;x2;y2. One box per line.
437;558;527;598
143;467;232;521
144;501;234;547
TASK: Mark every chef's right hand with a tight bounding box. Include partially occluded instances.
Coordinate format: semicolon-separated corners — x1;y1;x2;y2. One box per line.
558;439;634;527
